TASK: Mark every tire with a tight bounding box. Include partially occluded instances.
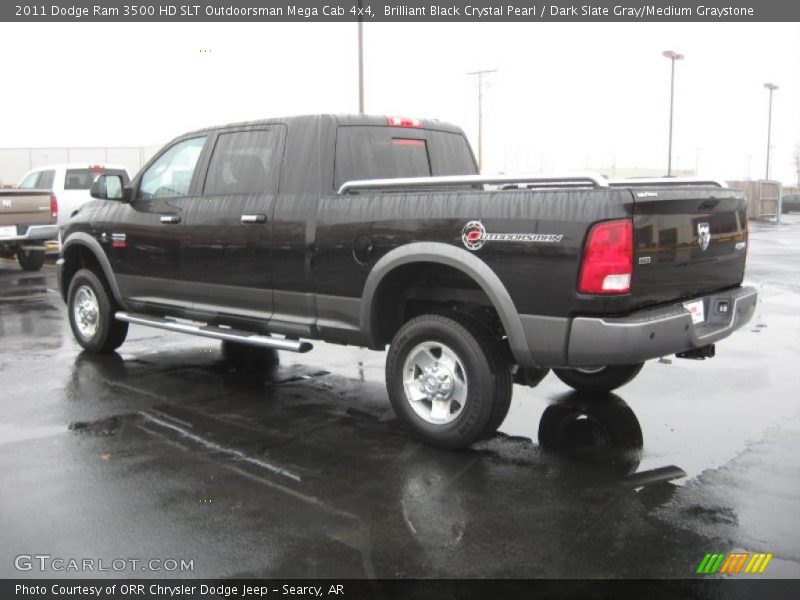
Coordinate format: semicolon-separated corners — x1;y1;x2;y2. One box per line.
552;363;644;393
67;268;128;353
221;341;279;371
17;249;45;271
385;313;513;450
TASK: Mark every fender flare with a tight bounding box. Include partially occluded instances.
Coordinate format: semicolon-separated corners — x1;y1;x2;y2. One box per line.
60;232;128;310
360;242;534;367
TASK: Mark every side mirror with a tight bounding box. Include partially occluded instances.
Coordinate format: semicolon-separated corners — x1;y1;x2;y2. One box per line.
90;174;129;202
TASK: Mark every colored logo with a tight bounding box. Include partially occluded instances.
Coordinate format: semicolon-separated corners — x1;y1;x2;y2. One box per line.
696;552;773;575
462;221;486;251
697;222;711;251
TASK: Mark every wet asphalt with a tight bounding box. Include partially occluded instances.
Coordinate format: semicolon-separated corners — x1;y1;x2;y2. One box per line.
0;216;799;579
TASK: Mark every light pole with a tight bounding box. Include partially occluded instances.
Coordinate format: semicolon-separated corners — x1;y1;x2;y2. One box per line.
662;50;684;177
663;50;684;177
764;83;778;180
467;69;497;171
357;0;364;114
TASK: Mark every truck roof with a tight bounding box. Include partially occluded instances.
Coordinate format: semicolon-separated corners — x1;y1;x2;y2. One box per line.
24;163;129;172
182;114;465;137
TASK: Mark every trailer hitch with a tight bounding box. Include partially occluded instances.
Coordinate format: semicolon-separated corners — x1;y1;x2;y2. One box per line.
676;344;716;360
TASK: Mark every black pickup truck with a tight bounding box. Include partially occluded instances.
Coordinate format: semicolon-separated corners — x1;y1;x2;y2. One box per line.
57;114;757;448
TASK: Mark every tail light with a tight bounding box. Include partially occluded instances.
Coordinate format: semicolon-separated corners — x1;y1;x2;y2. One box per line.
578;219;633;295
50;194;58;220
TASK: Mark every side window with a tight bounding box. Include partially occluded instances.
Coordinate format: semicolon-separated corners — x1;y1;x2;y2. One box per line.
19;172;40;189
203;130;279;196
139;136;206;199
37;170;55;190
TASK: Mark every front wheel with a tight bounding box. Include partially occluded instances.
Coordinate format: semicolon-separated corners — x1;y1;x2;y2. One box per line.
67;269;128;353
385;313;512;450
552;363;644;393
17;249;46;271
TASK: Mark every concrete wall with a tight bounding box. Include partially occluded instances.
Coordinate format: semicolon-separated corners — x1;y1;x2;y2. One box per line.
0;146;161;187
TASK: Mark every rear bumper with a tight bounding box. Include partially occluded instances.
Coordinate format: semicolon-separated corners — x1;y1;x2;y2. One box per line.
0;224;58;244
565;286;758;366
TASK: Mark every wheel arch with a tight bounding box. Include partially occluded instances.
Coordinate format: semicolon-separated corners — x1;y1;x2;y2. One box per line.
361;242;534;367
60;233;127;309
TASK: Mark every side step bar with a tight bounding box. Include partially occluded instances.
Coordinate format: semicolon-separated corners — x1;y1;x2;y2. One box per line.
115;312;313;353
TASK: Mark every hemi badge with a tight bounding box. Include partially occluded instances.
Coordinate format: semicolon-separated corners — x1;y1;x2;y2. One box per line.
111;233;127;248
639;256;652;265
637;192;658;198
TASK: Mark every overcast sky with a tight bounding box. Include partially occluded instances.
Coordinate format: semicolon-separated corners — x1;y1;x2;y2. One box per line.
1;21;798;183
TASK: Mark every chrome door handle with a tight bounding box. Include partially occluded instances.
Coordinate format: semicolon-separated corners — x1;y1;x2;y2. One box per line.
241;214;267;224
160;215;181;224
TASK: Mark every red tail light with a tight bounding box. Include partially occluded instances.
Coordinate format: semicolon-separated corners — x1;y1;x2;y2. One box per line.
386;116;422;128
50;194;58;220
578;219;633;295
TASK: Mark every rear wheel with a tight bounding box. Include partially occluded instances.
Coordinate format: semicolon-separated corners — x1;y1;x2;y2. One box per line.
67;268;128;353
17;249;45;271
385;313;512;449
552;363;644;393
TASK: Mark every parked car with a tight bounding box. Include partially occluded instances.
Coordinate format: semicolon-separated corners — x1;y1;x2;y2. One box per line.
57;114;757;448
781;193;800;213
0;188;57;270
18;164;131;229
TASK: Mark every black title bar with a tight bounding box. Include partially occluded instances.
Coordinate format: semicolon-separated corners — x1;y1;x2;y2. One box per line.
3;1;799;22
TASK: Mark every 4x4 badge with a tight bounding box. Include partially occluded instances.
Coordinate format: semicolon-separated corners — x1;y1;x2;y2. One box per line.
697;222;711;251
462;220;564;252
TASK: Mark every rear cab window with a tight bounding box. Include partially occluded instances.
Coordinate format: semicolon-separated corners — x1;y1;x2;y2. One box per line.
64;168;129;191
333;126;477;189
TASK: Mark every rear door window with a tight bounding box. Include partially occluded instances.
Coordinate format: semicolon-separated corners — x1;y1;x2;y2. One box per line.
202;129;282;196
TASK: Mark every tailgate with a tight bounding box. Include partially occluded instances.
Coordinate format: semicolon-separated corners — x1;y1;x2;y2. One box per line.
631;187;747;308
0;190;54;227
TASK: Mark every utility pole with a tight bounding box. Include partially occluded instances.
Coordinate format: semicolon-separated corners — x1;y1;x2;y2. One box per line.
357;0;364;114
764;83;778;180
662;50;684;177
467;69;497;171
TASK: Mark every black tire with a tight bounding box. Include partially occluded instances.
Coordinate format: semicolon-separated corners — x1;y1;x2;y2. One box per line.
385;313;513;450
67;268;128;353
17;249;45;271
552;363;644;393
221;341;279;370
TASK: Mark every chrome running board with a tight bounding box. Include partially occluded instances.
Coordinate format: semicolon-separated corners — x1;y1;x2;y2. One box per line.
115;312;312;353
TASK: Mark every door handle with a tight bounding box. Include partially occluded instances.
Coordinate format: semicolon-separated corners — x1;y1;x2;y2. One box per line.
160;215;181;224
241;214;267;224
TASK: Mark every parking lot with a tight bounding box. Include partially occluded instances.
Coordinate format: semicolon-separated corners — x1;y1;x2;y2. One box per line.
1;216;799;579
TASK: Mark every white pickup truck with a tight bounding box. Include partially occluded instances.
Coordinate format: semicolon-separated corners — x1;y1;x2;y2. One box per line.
19;163;131;227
